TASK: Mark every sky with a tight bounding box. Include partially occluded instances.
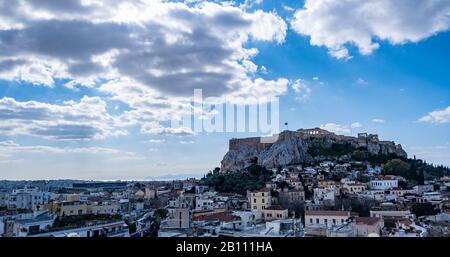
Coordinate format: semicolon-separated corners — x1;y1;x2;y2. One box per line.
0;0;449;180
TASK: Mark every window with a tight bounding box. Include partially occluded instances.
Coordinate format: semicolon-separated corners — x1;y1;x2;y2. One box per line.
262;199;265;203
316;218;319;224
253;199;256;203
262;193;265;196
333;219;336;224
310;218;313;224
324;219;327;223
253;206;257;210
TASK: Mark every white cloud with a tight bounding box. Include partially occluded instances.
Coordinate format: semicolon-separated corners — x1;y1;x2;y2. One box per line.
0;96;126;140
260;65;268;74
372;118;386;124
351;122;362;128
0;0;290;138
291;79;312;102
180;140;195;144
356;78;368;86
320;122;362;135
282;5;295;12
291;0;450;59
419;106;450;123
148;139;166;144
140;121;195;136
320;123;351;135
0;140;132;156
240;0;264;10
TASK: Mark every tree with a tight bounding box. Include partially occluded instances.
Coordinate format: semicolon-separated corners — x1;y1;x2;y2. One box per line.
213;167;220;174
201;164;272;195
154;208;168;220
352;150;368;161
411;203;439;217
382;159;410;174
381;159;411;177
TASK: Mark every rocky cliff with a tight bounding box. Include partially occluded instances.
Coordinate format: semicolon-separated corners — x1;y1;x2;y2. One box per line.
221;128;407;172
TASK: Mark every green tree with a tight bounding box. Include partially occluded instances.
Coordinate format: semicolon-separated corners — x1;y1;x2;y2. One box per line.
381;159;411;177
411;203;439;217
154;208;168;220
352;150;368;161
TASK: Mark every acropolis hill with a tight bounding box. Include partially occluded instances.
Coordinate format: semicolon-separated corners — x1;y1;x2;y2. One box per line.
221;128;407;172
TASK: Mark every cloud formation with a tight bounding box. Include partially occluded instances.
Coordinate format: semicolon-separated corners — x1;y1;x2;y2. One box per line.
0;0;290;137
0;0;287;94
0;96;125;140
291;0;450;59
291;79;312;102
419;106;450;123
0;140;137;157
320;122;362;135
372;118;386;124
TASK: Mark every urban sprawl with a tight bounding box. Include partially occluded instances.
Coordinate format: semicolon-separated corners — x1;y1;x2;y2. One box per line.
1;128;450;238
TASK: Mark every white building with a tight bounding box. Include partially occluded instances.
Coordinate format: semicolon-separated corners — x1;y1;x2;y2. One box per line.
195;197;214;211
413;184;434;194
423;192;442;202
305;211;357;227
313;188;335;204
369;176;398;190
232;211;262;227
359;190;385;201
7;190;54;210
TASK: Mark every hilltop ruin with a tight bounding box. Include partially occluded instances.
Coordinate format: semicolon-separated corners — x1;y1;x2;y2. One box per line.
221;128;407;172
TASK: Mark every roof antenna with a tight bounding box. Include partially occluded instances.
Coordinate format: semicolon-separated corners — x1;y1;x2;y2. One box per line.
284;122;289;131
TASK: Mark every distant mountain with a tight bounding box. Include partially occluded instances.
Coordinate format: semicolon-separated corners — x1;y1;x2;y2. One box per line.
146;173;203;181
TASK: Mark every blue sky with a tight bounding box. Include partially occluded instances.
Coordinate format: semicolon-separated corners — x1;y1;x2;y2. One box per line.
0;0;449;180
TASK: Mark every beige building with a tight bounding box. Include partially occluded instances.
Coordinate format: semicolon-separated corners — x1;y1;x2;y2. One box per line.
63;194;81;202
249;188;272;212
43;200;120;217
165;205;191;229
144;188;156;199
317;180;335;188
279;189;305;206
305;210;358;226
263;205;289;221
55;201;88;217
88;202;120;215
355;217;384;237
132;188;156;200
343;183;367;193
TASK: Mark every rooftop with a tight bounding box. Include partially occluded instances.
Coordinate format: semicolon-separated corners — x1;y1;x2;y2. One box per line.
355;217;382;225
193;212;241;222
305;210;358;217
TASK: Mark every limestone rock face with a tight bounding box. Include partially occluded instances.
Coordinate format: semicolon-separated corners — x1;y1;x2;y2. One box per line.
220;129;407;172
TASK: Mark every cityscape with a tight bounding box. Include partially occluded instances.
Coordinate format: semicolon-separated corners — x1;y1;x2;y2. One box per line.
0;0;450;243
1;127;449;237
